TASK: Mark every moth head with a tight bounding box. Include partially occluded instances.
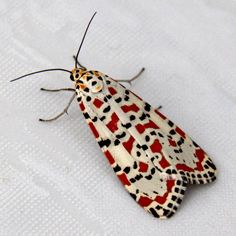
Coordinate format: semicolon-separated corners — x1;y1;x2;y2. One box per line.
70;68;86;81
73;70;104;94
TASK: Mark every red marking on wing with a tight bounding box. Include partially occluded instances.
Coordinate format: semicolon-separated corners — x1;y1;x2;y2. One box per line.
150;139;170;168
167;179;175;191
176;164;194;172
88;122;99;138
175;127;186;139
138;179;176;207
104;150;115;165
93;98;103;108
155;179;175;204
123;136;135;154
150;139;162;153
195;149;205;171
106;113;119;132
176;149;205;172
135;121;159;134
138;196;153;207
79;102;85;111
168;139;177;147
145;120;159;129
108;87;117;95
155;193;168;205
159;154;171;169
139;162;148;172
118;173;131;186
121;104;139;113
135;124;145;134
154;109;167;120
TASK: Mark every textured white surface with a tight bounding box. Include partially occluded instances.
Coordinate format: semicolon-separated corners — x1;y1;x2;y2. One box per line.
1;0;236;235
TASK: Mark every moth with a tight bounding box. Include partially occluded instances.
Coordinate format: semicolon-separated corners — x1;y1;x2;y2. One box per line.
11;12;217;219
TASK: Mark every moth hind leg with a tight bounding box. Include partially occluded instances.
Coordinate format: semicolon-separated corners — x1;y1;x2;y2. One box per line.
39;92;76;122
116;67;145;85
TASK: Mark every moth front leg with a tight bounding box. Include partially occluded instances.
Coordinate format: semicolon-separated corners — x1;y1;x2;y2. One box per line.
40;87;75;92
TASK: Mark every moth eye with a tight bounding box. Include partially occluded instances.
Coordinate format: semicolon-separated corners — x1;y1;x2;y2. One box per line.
70;74;74;81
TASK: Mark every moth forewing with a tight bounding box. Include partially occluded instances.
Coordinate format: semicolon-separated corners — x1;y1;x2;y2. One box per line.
74;71;217;218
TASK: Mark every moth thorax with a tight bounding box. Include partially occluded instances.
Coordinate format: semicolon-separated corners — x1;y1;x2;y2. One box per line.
75;73;104;94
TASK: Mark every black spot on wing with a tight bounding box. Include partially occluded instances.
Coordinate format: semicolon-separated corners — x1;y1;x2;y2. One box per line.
98;139;111;148
124;96;129;101
206;160;217;170
177;137;184;146
83;112;90;119
123;167;130;174
130;115;136;121
113;164;121;172
86;96;91;102
92;117;98;122
114;139;120;146
149;208;159;218
169;129;176;135
115;97;122;103
84;87;89;93
122;123;132;129
116;132;126;139
100;116;106;121
145;175;152;180
130;193;137;201
144;103;151;112
139;113;146;121
103;106;111;113
135;174;143;180
142;145;148;151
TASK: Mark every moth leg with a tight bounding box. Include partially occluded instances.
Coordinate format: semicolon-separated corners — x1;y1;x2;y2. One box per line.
156;105;162;110
40;88;75;92
72;55;87;70
39;92;77;122
116;67;145;85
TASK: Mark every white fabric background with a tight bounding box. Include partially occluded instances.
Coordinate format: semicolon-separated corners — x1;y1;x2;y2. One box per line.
0;0;236;235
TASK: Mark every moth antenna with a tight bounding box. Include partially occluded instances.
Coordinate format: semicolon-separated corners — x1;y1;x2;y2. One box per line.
74;12;97;68
10;68;71;82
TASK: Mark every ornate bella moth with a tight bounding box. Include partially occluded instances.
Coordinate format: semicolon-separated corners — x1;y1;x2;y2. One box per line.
12;12;217;219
